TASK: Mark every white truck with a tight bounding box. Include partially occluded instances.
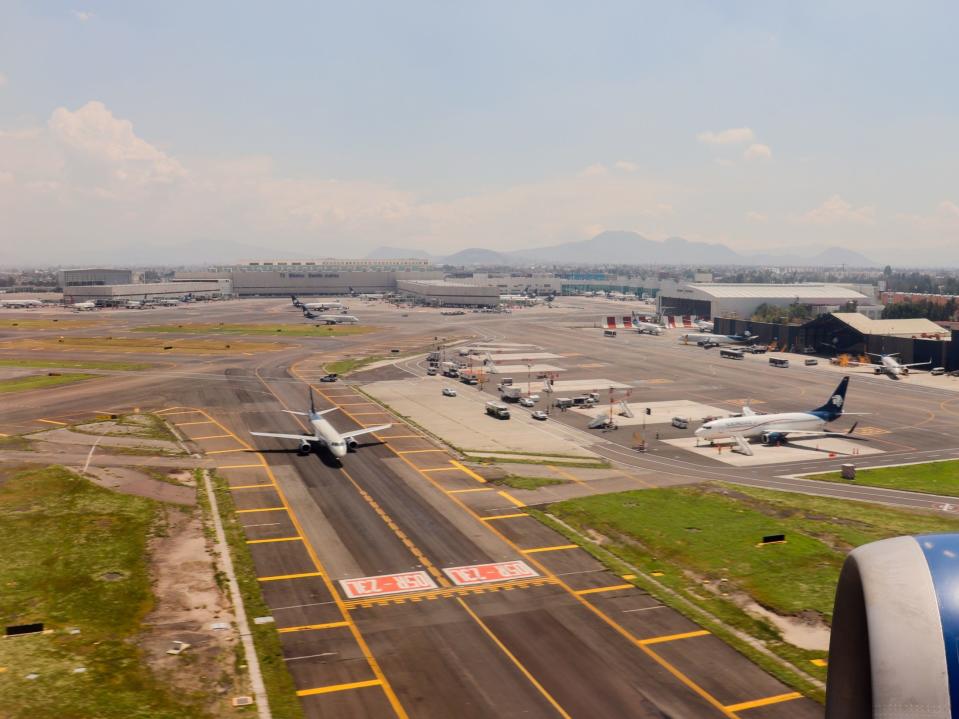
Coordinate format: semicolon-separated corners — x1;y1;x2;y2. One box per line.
440;361;459;378
500;385;523;402
485;401;511;419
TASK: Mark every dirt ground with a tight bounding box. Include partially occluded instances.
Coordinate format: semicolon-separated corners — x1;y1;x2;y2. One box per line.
139;504;248;716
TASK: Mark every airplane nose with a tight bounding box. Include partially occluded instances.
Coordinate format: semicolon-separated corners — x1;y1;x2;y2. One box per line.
694;427;705;437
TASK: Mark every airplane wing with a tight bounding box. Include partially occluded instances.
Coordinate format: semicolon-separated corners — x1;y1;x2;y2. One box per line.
340;424;392;440
765;423;868;441
250;431;313;441
902;361;932;368
741;406;756;417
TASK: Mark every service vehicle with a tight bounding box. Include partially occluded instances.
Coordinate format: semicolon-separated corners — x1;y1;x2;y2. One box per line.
671;416;689;429
805;358;819;366
485;401;510;419
720;348;744;360
442;387;457;397
501;386;523;401
426;368;437;376
518;397;535;407
319;374;338;382
603;329;617;337
932;367;946;376
769;357;790;368
531;411;547;421
554;397;573;409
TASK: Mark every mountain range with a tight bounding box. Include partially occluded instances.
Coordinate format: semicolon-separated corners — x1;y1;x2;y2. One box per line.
367;230;879;267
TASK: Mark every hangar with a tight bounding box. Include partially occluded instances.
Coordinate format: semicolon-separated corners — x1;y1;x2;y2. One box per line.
396;279;500;307
657;281;881;320
62;279;232;304
715;312;959;369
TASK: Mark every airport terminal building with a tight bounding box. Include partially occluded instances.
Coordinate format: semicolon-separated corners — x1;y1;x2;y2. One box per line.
176;259;441;297
62;279;232;304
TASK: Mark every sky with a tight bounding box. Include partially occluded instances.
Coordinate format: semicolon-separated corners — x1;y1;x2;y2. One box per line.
1;1;958;265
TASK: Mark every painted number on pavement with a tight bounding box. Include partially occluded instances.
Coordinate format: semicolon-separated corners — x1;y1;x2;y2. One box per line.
444;560;538;586
340;571;437;599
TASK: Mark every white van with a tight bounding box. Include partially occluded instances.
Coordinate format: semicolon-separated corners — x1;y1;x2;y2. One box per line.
671;416;689;429
603;329;617;337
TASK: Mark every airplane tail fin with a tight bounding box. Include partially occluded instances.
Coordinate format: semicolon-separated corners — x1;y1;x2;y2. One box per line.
812;376;849;421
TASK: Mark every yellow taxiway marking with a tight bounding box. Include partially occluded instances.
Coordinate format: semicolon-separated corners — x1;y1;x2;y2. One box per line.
36;418;68;426
639;629;710;646
575;584;634;596
322;395;739;719
175;420;215;426
218;463;263;469
451;460;487;483
547;465;588;486
156;409;199;416
230;483;275;490
421;466;463;473
725;692;803;713
497;491;526;508
522;544;579;554
246;536;302;544
456;597;572;718
348;412;389;416
278;621;350;634
235;506;286;514
810;658;828;667
396;448;446;455
192;434;233;440
376;434;420;439
448;487;495;494
482;513;528;521
297;679;382;697
257;571;324;582
206;448;247;455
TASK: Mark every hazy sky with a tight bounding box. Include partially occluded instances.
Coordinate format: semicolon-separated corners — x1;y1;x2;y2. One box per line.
1;1;958;264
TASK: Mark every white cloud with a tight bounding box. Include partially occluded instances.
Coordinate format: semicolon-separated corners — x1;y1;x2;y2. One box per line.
745;211;767;223
696;127;755;145
614;160;638;173
0;101;686;260
743;143;772;161
72;10;94;21
795;195;875;225
894;200;959;230
580;163;608;177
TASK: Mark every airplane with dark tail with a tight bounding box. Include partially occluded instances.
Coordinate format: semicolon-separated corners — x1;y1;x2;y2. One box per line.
251;390;390;459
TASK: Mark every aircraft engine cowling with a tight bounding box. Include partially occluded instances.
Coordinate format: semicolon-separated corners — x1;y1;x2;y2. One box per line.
346;437;358;451
297;441;311;455
826;534;959;718
761;431;787;445
902;367;910;375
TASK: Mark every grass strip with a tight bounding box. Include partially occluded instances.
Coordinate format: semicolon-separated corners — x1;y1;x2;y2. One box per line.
203;471;305;719
492;475;568;490
0;372;99;393
804;460;959;497
0;358;151;371
136;323;373;337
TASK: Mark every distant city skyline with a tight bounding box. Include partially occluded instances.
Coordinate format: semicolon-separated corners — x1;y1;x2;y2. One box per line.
1;2;958;265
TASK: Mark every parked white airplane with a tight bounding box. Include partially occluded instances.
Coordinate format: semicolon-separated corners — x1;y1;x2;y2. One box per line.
0;299;43;308
251;391;390;459
635;320;665;335
291;295;345;311
678;330;757;346
71;301;97;311
694;377;863;455
318;314;359;324
855;352;931;379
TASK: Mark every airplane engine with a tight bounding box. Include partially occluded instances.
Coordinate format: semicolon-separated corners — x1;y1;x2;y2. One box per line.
826;534;959;718
346;438;358;451
874;367;883;375
902;367;910;375
297;441;311;455
761;431;787;445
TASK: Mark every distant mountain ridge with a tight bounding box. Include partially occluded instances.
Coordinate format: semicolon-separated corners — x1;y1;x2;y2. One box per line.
366;231;879;267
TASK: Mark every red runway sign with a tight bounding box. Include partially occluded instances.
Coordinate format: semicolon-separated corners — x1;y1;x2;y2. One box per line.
444;560;538;586
340;571;437;599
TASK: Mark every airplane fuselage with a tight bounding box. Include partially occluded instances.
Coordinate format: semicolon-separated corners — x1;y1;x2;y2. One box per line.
307;415;349;457
696;412;826;441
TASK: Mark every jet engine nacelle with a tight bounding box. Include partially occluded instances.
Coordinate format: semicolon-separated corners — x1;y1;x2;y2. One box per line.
826;534;959;718
297;441;311;455
902;367;910;375
874;367;883;374
761;431;787;445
